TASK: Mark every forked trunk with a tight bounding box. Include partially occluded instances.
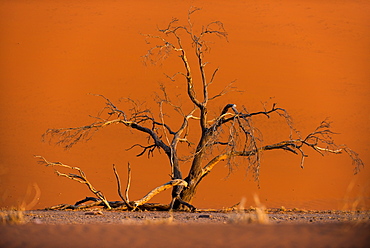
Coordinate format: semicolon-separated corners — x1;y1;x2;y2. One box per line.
172;132;210;210
171;180;198;210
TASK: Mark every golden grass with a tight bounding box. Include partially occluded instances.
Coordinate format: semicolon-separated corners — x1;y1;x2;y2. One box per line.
0;207;26;225
0;183;41;225
228;195;269;224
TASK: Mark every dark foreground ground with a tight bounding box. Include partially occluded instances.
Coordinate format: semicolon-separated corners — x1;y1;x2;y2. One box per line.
1;209;369;248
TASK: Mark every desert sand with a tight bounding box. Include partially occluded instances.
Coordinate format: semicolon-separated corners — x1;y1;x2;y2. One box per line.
0;0;369;217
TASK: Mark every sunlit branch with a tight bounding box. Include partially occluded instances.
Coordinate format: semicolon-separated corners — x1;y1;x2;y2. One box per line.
112;164;133;209
35;156;111;209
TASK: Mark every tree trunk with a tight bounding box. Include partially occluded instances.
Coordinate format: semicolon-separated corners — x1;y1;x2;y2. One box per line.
172;132;211;210
179;181;197;204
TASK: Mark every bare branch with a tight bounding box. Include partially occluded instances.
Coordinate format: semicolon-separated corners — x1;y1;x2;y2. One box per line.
125;162;132;202
199;119;364;182
126;143;159;157
43;95;175;160
132;179;188;207
90;93;127;119
207;67;219;87
35;156;111;209
112;164;132;209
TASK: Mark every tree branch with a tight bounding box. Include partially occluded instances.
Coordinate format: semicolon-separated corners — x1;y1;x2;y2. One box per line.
112;164;133;209
35;156;111;209
132;179;188;207
200;121;364;180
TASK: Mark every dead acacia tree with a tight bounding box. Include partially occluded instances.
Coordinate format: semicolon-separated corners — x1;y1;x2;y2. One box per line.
40;8;363;211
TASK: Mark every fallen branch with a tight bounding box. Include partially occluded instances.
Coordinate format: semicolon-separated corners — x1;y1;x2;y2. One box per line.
37;156;195;211
35;156;112;209
132;179;188;207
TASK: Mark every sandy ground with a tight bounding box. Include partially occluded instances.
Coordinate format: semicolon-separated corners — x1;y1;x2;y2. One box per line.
1;210;369;248
15;209;370;225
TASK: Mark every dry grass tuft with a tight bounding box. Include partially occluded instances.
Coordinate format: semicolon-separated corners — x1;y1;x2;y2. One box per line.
119;213;175;225
144;214;174;225
279;206;287;212
1;183;41;225
228;195;269;224
0;207;26;225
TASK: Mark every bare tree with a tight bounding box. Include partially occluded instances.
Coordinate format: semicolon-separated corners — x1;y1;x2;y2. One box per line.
39;8;363;211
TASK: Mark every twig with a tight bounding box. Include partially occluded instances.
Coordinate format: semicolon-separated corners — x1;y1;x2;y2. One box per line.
125;162;132;202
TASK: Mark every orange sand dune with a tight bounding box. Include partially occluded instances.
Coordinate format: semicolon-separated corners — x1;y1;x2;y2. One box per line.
0;0;369;210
